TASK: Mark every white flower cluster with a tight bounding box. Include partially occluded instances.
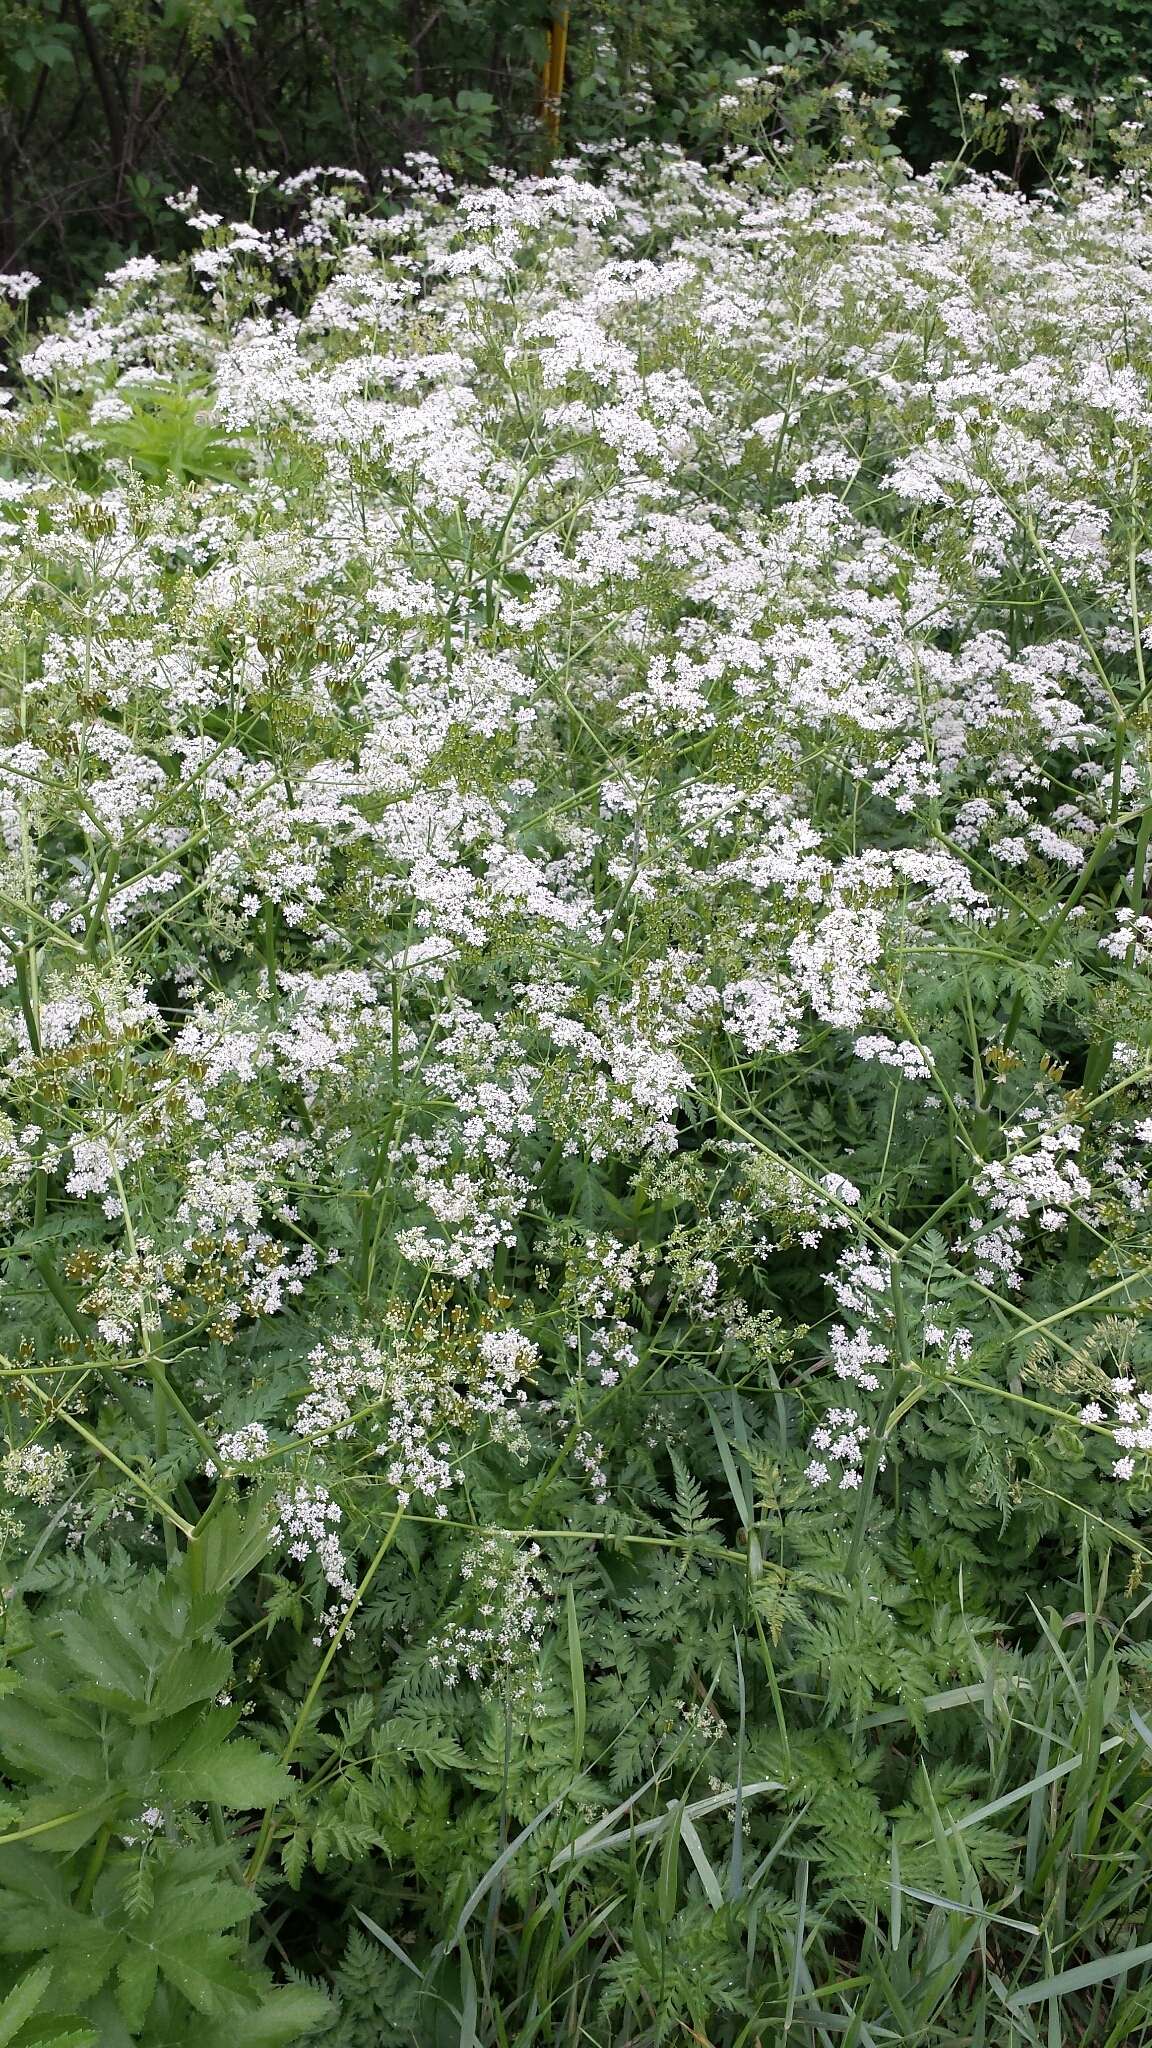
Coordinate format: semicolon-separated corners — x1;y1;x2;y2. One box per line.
1;1441;70;1504
971;1116;1093;1287
426;1536;552;1701
805;1409;875;1492
5;137;1152;1687
269;1483;356;1640
854;1035;933;1081
1080;1379;1152;1480
206;1421;271;1475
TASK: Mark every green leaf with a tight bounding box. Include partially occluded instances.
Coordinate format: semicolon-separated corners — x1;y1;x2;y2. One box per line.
1010;1939;1152;2008
353;1910;425;1982
565;1586;586;1772
9;2026;97;2047
130;1934;260;2019
0;1962;52;2047
0;1699;106;1790
114;1947;157;2035
55;1614;147;1706
182;1498;272;1598
146;1642;232;1723
166;1735;290;1810
657;1799;683;1925
0;1891;123;2008
678;1813;724;1911
207;1985;332;2044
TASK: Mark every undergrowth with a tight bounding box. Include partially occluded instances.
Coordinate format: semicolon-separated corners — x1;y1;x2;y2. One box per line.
1;143;1152;2045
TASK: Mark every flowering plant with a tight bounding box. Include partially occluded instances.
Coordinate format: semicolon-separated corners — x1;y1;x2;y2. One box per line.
1;144;1152;2042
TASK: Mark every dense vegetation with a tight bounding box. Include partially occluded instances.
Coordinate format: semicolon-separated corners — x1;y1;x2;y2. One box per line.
8;0;1152;289
1;124;1152;2044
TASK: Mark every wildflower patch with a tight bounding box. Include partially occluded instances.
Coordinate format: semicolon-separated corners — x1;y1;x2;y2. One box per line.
1;149;1152;2042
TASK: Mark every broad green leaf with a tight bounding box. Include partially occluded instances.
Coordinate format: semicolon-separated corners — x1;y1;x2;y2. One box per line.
0;1914;123;2010
114;1947;157;2035
145;1643;232;1723
0;1962;52;2047
165;1736;290;1810
126;1933;259;2020
203;1985;332;2044
0;1701;106;1789
55;1614;148;1704
182;1498;272;1597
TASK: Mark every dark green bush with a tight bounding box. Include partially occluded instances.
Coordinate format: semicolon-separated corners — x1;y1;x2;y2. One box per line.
6;0;1152;296
865;0;1152;164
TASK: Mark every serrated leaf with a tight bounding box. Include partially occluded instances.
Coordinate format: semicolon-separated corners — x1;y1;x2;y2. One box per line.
281;1829;308;1890
0;1961;52;2047
149;1878;258;1941
0;1905;123;2008
125;1932;259;2019
146;1642;232;1723
114;1947;157;2035
165;1735;290;1810
0;1795;117;1860
0;1699;105;1789
206;1985;331;2045
9;2022;98;2048
117;1857;154;1925
55;1614;147;1704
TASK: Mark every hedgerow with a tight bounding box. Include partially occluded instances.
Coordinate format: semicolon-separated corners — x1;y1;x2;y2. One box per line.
11;1;1152;294
2;142;1152;2044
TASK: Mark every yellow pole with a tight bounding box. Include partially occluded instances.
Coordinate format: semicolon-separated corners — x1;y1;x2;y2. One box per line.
543;5;570;147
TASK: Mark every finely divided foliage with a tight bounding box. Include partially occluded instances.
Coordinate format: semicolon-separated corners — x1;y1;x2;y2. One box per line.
1;146;1152;2044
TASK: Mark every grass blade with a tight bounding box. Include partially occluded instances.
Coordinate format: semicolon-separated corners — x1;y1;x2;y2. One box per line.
680;1812;724;1910
566;1583;586;1773
1010;1941;1152;2008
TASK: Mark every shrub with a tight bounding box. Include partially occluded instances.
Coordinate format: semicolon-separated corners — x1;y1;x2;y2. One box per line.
9;1;1152;291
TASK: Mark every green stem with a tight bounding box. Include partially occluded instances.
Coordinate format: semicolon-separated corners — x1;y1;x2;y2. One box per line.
52;1407;195;1537
244;1503;407;1888
76;1820;114;1910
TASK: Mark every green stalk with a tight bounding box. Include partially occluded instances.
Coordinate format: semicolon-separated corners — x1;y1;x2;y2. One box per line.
244;1503;406;1888
75;1821;115;1910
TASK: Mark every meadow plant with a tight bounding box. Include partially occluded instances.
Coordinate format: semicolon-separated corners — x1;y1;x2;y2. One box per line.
2;145;1152;2043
